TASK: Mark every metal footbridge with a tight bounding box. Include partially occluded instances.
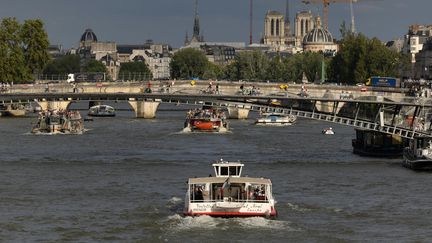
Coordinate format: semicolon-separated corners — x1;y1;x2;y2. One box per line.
1;92;432;139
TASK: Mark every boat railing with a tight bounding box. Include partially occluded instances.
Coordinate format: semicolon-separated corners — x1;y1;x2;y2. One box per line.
190;198;269;203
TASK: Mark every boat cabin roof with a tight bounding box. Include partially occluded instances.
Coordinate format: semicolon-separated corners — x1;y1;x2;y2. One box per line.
212;160;244;177
91;105;113;109
262;112;285;117
189;176;271;185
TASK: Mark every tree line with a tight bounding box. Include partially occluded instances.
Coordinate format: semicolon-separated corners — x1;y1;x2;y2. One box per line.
170;31;404;85
0;18;50;83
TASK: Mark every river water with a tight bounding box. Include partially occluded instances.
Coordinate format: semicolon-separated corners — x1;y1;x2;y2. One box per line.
0;102;431;242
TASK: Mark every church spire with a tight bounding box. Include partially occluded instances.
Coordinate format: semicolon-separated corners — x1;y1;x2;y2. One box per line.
184;31;190;46
191;0;202;42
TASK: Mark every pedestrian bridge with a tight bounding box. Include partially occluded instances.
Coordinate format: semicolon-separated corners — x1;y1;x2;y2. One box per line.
1;92;431;139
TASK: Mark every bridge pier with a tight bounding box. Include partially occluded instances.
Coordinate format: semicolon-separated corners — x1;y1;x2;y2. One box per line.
37;100;72;111
128;100;160;118
227;106;250;119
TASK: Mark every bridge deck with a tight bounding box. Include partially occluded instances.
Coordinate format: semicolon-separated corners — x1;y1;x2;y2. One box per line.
1;92;431;139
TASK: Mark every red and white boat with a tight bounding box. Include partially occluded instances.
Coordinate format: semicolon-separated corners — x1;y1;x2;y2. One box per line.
183;160;277;218
183;108;229;132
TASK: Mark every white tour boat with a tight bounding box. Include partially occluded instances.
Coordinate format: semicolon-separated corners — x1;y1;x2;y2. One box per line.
183;160;277;218
88;105;116;117
255;113;296;126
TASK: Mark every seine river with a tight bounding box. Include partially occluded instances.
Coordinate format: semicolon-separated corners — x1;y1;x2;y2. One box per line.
0;102;431;242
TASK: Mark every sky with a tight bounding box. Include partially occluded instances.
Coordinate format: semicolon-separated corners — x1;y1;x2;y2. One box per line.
0;0;431;49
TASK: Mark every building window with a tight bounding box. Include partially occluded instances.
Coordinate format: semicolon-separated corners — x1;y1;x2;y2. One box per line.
276;19;280;36
301;20;304;35
271;19;275;36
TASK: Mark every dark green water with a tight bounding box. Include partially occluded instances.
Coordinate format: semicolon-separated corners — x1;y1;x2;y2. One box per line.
0;102;430;242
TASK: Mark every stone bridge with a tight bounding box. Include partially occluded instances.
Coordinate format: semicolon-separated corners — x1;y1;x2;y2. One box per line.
1;91;431;139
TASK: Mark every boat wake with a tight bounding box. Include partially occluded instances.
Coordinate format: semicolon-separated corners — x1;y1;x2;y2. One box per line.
27;128;92;136
165;214;221;231
286;202;313;212
164;214;296;232
287;202;343;214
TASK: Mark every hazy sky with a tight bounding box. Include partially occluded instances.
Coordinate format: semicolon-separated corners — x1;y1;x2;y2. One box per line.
0;0;430;48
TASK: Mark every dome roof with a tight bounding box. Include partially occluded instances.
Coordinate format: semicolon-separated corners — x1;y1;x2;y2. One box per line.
80;28;98;42
303;17;333;44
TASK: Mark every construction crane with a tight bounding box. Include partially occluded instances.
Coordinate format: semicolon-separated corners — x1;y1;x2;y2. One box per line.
301;0;364;31
250;0;253;45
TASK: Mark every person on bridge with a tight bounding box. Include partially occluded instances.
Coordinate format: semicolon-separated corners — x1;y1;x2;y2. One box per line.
145;81;152;93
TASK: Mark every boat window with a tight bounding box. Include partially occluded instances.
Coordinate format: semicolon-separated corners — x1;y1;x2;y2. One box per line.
229;166;237;176
220;166;228;176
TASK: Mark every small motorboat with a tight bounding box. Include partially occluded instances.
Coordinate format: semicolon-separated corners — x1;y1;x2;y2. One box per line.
255;113;296;126
183;159;277;218
88;105;115;117
322;127;335;135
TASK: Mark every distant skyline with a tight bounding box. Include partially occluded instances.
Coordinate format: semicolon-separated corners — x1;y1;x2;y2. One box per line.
1;0;431;48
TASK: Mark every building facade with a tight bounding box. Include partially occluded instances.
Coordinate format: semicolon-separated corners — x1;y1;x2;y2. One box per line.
414;38;432;79
403;24;432;64
78;28;120;80
295;11;314;47
77;29;172;80
263;11;287;51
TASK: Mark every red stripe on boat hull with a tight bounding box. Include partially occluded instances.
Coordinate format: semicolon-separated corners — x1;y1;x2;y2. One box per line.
184;209;277;218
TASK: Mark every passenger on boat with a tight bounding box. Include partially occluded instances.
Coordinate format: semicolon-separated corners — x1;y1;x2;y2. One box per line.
194;186;204;201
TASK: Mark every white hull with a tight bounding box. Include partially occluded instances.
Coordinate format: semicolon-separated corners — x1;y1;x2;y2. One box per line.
255;113;296;126
255;120;294;126
184;201;276;217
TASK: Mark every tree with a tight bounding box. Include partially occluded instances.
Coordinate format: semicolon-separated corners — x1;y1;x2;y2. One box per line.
230;51;270;81
20;19;50;76
170;48;209;79
202;62;226;80
118;61;152;80
0;17;29;82
300;52;323;83
281;52;324;83
266;55;286;82
82;59;107;73
43;54;81;75
328;33;402;84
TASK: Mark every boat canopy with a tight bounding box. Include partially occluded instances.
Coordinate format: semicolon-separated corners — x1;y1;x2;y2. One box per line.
212;160;244;177
189;176;271;185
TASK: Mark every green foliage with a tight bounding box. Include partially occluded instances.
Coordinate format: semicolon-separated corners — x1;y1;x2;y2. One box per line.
0;18;30;82
202;62;226;80
21;19;50;75
44;55;107;77
119;61;152;80
170;48;208;79
266;56;285;82
225;51;270;81
328;33;402;84
82;59;108;73
43;54;80;75
0;17;50;83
